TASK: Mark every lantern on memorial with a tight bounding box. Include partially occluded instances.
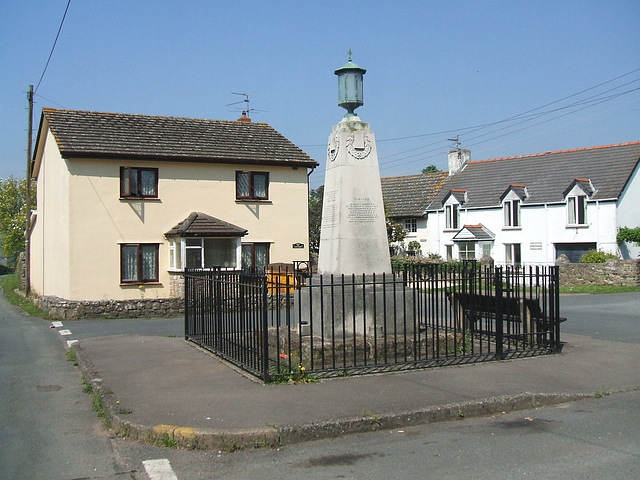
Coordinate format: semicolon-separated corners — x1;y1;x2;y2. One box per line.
334;50;366;117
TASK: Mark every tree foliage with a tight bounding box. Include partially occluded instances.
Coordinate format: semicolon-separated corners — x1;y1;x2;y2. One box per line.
385;202;406;245
0;177;34;263
422;165;439;174
617;226;640;245
308;185;324;253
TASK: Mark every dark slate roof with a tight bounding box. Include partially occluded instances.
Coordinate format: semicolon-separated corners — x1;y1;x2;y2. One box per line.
38;108;317;168
165;212;248;237
426;142;640;211
452;224;495;242
381;171;448;217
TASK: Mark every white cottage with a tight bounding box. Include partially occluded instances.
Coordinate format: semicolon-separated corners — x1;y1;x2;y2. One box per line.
423;142;640;264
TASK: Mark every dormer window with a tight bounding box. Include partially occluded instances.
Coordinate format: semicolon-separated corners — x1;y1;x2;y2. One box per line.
503;199;520;227
443;189;466;230
445;204;459;229
563;178;592;227
567;195;587;225
500;184;526;228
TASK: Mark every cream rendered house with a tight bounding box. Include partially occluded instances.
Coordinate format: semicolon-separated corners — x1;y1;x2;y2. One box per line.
30;108;317;314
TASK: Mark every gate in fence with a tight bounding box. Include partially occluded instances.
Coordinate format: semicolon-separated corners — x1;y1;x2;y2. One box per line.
184;263;562;383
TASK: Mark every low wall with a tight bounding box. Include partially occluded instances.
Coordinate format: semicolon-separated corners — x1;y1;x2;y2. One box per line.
558;259;640;287
35;295;184;320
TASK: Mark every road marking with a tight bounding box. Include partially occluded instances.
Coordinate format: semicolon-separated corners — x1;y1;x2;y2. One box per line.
67;339;78;347
58;329;72;336
143;459;178;480
51;321;63;328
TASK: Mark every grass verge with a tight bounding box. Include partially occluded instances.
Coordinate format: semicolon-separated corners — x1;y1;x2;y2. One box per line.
0;273;51;318
559;285;640;295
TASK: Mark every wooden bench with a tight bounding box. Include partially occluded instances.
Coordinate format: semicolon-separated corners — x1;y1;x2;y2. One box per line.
447;292;566;341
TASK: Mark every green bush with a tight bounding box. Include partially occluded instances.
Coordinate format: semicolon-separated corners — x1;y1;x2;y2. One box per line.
0;264;13;275
580;249;619;263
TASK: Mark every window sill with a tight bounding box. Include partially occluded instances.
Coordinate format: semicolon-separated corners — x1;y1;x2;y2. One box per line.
443;228;459;232
120;197;161;201
566;224;589;229
502;226;522;231
236;199;272;204
120;281;162;286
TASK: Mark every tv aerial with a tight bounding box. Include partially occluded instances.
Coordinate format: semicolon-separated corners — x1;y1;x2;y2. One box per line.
447;135;462;149
226;92;268;116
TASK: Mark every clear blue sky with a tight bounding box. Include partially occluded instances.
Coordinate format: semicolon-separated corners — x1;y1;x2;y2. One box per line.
2;1;639;189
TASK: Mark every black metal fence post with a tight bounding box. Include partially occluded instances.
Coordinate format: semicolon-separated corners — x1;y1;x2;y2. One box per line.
261;274;270;383
550;265;561;352
494;266;504;360
184;268;190;339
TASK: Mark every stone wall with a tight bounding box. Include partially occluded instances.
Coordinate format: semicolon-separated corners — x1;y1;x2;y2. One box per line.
35;295;184;320
558;259;640;287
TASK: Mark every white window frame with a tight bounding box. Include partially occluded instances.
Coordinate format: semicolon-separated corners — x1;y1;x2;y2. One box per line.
503;199;521;227
445;204;460;230
505;243;522;266
168;238;239;271
458;241;476;260
404;218;417;233
567;195;587;226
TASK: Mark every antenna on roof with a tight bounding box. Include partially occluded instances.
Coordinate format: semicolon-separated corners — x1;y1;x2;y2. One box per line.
226;92;268;117
447;135;461;150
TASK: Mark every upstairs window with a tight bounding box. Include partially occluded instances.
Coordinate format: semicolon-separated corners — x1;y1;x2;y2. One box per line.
404;218;417;233
503;199;521;227
120;167;158;198
567;195;587;225
445;204;459;230
236;171;269;200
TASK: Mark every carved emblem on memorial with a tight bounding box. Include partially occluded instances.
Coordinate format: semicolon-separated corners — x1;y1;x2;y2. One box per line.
346;133;372;159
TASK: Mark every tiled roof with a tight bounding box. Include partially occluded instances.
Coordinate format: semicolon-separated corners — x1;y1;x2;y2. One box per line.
381;171;448;217
38;108;317;168
165;212;248;237
426;141;640;211
452;224;495;241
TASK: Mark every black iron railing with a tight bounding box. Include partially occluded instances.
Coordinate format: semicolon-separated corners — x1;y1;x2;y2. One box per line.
184;264;562;383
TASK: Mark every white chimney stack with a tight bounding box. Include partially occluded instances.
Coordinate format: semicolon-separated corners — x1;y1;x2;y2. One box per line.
448;148;471;176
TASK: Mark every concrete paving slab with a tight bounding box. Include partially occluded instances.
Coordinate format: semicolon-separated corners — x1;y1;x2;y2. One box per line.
72;333;640;450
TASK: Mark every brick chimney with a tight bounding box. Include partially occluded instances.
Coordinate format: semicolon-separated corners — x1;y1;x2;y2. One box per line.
237;112;251;123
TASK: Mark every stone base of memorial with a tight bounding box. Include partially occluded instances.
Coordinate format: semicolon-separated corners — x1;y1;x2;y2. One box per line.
294;274;416;340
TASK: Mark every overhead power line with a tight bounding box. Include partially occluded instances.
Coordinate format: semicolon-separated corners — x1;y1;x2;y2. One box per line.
35;0;72;93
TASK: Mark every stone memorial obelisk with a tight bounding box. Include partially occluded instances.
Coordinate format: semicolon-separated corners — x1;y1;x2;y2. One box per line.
317;52;391;276
296;53;412;340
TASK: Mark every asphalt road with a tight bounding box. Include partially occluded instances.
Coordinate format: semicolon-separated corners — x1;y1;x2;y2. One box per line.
4;291;639;479
560;292;640;343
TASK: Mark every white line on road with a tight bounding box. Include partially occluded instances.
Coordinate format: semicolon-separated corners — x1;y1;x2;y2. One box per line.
58;329;72;336
143;458;178;480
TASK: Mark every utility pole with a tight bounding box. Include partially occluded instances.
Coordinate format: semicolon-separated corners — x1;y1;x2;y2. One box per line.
25;85;33;295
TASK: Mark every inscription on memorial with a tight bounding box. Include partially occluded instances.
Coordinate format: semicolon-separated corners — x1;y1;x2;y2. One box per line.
347;197;378;223
323;190;338;226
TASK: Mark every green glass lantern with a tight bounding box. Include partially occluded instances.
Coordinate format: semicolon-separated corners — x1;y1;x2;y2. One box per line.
334;50;366;117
